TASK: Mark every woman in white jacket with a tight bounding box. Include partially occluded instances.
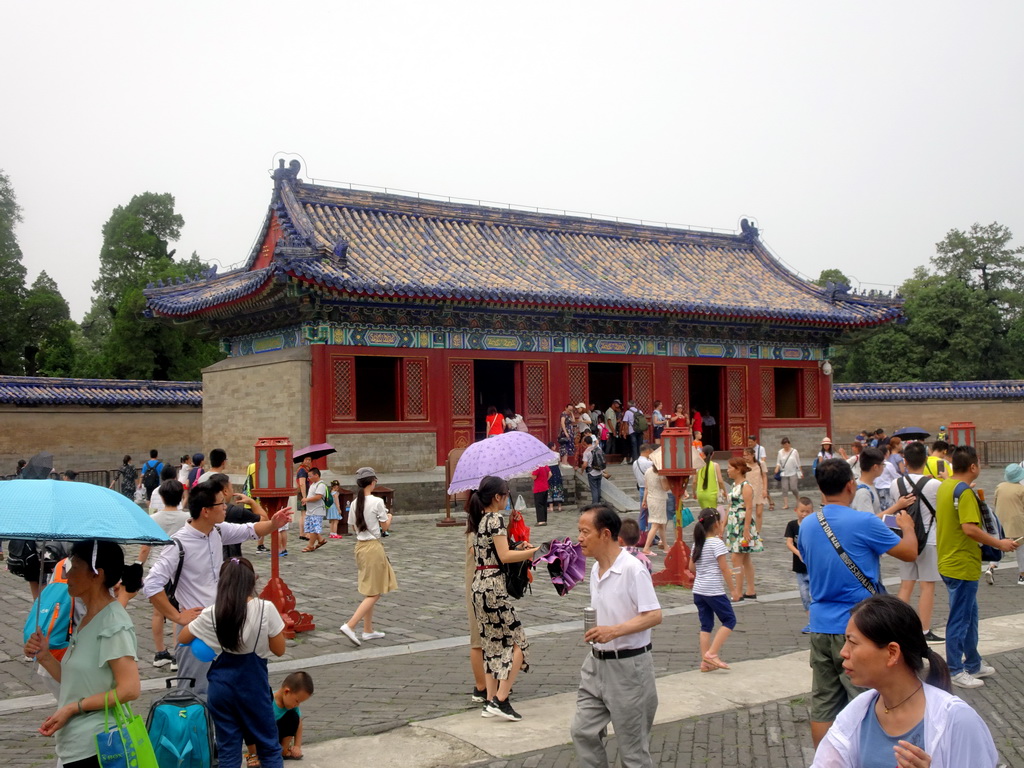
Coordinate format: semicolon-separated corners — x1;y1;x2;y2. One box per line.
812;594;997;768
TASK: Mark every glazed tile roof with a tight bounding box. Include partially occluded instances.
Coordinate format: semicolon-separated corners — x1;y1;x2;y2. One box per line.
0;377;202;407
834;380;1024;402
145;162;901;328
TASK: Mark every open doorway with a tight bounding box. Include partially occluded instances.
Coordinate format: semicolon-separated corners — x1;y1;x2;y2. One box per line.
588;362;627;413
474;359;517;440
689;366;723;451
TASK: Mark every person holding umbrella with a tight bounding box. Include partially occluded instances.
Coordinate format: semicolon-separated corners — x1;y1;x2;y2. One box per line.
25;540;142;768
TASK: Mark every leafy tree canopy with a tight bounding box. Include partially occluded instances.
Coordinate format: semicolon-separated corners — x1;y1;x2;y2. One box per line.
0;169;27;374
816;268;850;287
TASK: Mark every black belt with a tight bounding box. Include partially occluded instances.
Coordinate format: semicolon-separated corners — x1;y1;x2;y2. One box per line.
592;643;652;661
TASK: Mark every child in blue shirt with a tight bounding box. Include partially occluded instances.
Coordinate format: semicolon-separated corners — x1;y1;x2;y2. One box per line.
245;670;315;764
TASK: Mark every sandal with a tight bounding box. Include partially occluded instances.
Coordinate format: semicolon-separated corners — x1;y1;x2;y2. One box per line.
313;540;327;550
700;661;715;672
704;653;731;670
301;547;316;552
246;754;261;768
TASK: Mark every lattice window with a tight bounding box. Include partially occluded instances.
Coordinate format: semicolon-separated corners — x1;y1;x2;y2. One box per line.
803;367;820;418
632;365;653;410
567;363;587;407
451;361;473;418
727;368;745;416
761;368;775;417
332;357;355;420
670;367;688;414
404;359;427;420
525;363;546;417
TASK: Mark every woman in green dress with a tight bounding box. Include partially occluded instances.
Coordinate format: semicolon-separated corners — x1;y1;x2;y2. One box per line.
724;457;763;602
695;444;725;510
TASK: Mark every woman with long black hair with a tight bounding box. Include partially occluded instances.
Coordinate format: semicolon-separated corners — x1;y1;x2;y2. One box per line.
180;557;286;768
812;593;997;768
25;540;141;768
469;475;538;721
695;444;725;510
340;467;397;647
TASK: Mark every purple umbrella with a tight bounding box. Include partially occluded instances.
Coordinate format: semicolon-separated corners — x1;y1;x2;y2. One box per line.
447;432;559;494
534;538;586;596
292;443;337;463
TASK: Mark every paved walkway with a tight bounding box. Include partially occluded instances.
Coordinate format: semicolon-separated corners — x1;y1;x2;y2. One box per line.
2;476;1023;767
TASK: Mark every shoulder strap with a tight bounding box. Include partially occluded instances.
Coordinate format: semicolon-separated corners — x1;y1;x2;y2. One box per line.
170;538;185;593
816;510;878;595
952;481;971;510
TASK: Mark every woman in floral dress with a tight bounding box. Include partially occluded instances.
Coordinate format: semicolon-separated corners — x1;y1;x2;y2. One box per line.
469;475;539;721
725;456;762;602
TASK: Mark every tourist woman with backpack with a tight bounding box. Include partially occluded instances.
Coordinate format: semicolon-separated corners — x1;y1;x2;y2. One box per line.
24;540;142;768
179;557;287;768
339;467;397;646
469;475;539;721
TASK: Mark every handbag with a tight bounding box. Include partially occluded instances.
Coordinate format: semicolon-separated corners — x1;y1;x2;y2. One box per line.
95;690;159;768
816;511;884;595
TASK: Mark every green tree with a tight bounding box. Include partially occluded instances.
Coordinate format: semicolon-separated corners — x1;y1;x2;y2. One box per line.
815;268;851;287
21;271;73;375
0;170;28;374
933;222;1024;307
84;194;221;380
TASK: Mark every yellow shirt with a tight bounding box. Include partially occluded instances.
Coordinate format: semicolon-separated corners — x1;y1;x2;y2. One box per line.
936;478;982;581
924;455;948;479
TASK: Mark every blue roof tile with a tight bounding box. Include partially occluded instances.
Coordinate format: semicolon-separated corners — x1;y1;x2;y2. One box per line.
146;166;902;329
0;377;202;407
834;380;1024;402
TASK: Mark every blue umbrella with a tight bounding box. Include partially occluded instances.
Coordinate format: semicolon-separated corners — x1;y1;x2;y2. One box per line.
0;479;172;544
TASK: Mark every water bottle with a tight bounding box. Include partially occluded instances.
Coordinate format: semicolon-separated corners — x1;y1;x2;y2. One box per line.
583;606;597;645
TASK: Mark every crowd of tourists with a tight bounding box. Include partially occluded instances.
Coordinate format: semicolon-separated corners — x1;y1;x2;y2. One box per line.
10;424;1022;768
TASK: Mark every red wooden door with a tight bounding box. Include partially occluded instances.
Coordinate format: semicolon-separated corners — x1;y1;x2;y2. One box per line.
522;360;550;443
725;366;748;451
449;359;475;451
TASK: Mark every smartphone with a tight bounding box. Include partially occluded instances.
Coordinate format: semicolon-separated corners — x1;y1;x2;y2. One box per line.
883;514;903;536
1014;535;1024;545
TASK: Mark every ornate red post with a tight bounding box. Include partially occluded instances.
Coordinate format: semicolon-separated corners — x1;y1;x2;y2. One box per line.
251;437;315;637
652;424;696;587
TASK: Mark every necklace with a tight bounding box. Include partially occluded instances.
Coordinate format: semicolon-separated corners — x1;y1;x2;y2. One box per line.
881;683;923;714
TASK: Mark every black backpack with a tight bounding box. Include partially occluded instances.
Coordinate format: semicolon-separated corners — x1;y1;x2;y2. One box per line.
141;460;161;500
590;445;607;471
896;476;934;556
503;538;533;600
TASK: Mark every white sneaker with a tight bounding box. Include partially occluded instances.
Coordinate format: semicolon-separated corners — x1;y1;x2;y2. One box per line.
950;670;984;689
361;631;385;640
973;663;996;679
1017;574;1024;586
339;623;361;647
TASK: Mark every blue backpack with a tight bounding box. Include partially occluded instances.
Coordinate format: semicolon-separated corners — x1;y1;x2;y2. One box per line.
146;679;215;768
23;559;74;660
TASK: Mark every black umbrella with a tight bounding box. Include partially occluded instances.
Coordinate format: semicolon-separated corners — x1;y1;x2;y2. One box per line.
22;452;54;479
893;427;930;441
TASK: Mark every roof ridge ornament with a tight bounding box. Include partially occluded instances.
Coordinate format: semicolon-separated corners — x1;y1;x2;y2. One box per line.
740;217;760;243
273;158;302;188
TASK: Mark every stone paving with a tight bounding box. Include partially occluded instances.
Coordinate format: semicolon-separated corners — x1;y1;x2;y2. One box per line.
2;467;1022;767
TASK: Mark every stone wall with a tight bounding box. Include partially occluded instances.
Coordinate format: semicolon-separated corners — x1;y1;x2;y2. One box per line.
324;432;437;474
754;427;823;471
0;406;202;474
202;347;311;471
833;399;1024;444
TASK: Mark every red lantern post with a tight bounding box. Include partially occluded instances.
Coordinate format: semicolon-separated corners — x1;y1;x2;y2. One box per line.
652;424;697;587
251;437;315;637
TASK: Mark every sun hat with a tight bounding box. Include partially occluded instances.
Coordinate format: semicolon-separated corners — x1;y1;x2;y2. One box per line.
1004;463;1024;485
821;436;832;445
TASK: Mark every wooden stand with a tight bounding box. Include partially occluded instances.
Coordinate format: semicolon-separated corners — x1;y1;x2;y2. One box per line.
259;498;315;638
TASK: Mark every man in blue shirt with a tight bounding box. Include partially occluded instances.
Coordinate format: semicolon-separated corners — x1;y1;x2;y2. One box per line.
798;458;918;747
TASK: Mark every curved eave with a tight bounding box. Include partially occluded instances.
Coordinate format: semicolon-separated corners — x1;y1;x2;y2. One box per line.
145;269;278;319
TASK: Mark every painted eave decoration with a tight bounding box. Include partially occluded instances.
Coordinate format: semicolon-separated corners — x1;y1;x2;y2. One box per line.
144;160;902;329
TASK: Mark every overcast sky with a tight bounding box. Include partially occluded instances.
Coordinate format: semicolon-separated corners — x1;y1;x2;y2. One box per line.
4;1;1023;320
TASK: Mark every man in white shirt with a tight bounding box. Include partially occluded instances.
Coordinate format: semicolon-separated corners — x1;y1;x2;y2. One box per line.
142;478;292;693
852;448;915;519
890;441;944;643
622;401;641;464
572;504;662;768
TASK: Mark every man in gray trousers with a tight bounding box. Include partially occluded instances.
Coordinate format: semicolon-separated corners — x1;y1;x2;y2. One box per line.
572;504;662;768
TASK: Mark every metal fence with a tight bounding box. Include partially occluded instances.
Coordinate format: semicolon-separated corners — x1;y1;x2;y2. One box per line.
0;469;118;487
978;441;1024;467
